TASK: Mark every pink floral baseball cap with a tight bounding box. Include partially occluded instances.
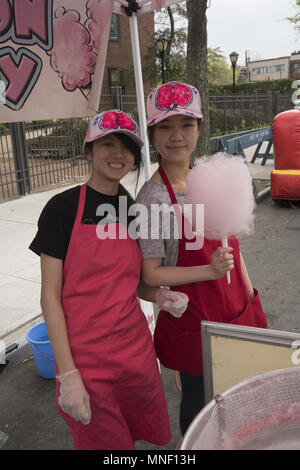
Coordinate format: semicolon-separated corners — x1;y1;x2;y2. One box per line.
146;81;203;126
83;109;144;153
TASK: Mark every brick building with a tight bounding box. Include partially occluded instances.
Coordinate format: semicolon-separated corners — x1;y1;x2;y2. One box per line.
247;52;300;82
290;51;300;80
102;12;156;93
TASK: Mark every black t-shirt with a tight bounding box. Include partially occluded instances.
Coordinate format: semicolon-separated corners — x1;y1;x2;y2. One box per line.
29;184;136;261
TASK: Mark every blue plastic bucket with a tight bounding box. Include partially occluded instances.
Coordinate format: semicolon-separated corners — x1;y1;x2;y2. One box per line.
26;322;55;379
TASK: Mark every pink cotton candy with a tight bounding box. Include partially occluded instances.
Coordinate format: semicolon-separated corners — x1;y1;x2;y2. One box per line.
48;7;96;92
86;0;112;52
186;153;256;240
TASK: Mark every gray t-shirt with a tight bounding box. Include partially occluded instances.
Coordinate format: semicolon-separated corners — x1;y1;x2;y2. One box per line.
136;180;186;266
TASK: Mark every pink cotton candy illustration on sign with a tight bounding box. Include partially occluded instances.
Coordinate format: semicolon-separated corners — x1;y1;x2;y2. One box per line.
186;153;256;284
86;0;109;52
156;83;193;111
47;7;96;98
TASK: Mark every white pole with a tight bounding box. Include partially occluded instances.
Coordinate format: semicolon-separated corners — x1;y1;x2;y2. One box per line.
129;13;152;181
128;11;156;347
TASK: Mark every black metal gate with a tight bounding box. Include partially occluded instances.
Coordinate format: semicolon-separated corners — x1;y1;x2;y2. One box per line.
0;91;294;202
0;118;91;202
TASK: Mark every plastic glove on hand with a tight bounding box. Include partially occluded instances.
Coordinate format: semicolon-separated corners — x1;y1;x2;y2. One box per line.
156;288;189;318
56;369;91;425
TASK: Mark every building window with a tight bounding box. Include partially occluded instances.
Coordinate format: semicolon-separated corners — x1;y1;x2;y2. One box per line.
108;68;122;87
293;62;300;73
270;64;286;73
253;67;269;75
110;13;120;41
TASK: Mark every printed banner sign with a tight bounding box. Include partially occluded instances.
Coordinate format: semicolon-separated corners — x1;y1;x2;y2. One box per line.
150;0;186;9
0;0;113;122
113;0;186;14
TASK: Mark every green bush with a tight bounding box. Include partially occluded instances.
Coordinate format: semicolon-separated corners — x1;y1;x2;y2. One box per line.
209;78;294;95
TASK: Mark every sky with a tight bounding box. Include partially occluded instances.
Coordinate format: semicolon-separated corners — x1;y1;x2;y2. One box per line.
206;0;300;65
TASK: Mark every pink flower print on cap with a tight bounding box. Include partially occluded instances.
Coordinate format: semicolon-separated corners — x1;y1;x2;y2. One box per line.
83;109;144;153
147;81;203;126
99;111;136;131
156;83;192;110
100;111;135;132
100;111;119;130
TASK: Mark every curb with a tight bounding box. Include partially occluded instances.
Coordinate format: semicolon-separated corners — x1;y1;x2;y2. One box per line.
257;186;271;202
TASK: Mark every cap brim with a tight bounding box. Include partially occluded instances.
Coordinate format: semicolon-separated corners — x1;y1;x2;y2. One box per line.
84;128;144;152
147;108;203;126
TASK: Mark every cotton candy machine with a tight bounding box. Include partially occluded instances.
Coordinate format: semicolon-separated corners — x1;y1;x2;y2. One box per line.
180;367;300;450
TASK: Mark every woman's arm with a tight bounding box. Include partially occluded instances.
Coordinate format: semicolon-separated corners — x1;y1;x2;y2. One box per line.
240;252;255;299
142;246;234;287
137;279;189;318
40;253;76;375
137;280;160;302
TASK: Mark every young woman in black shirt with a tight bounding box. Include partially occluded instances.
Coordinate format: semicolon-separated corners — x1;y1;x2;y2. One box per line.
30;110;189;450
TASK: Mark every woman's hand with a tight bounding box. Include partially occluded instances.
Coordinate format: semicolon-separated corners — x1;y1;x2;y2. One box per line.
156;287;189;318
56;369;91;425
210;246;234;280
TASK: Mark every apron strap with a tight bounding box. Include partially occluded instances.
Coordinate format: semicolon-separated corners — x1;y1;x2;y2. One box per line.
63;183;87;272
158;166;178;205
158;165;185;238
74;183;87;229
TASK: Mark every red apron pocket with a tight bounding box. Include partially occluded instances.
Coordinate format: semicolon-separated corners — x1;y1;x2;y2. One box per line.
229;288;267;329
154;312;204;376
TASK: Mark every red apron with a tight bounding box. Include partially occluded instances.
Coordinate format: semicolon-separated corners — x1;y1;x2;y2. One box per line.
56;183;171;450
154;166;267;376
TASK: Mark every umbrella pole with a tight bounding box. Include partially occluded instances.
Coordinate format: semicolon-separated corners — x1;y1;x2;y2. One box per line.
129;13;152;181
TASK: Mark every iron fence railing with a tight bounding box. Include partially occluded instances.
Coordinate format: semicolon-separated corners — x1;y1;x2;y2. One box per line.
276;93;294;114
0;90;295;202
209;92;273;136
0;119;91;202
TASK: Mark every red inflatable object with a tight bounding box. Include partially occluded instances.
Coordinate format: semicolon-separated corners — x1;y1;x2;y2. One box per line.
271;109;300;201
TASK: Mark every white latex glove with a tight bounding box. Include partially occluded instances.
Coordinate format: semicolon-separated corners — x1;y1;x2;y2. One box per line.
56;369;91;425
156;287;189;318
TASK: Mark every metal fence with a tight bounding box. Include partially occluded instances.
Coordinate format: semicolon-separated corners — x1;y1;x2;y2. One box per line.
0;89;295;202
0;119;91;202
276;93;294;115
209;92;273;136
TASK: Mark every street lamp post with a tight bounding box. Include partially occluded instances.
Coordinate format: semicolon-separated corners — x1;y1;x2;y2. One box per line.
229;51;239;93
155;36;169;84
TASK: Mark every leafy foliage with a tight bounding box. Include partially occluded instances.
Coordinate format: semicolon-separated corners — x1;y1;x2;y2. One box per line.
209;78;295;95
287;0;300;32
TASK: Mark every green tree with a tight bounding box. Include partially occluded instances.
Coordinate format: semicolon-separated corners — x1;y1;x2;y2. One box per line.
155;6;187;83
208;47;232;85
187;0;210;156
155;6;230;86
287;0;300;32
